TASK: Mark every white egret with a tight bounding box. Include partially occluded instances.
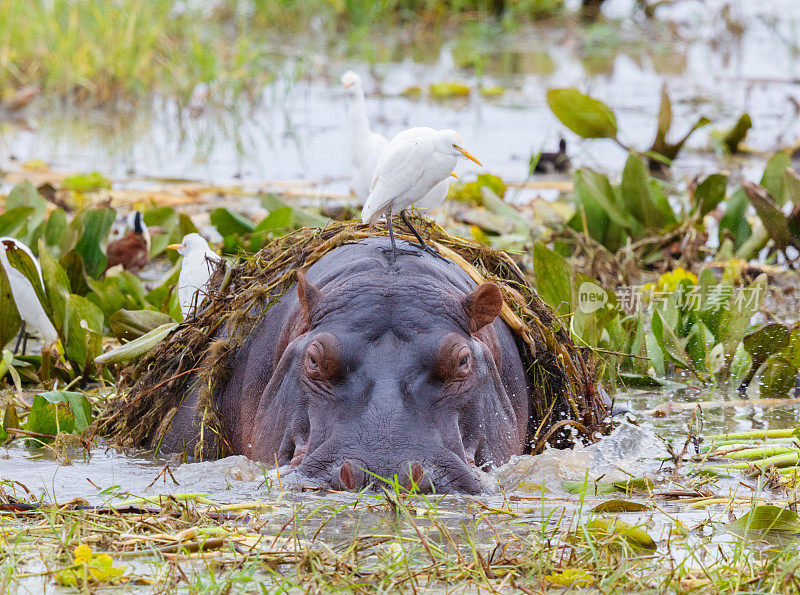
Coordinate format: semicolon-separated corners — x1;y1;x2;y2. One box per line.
342;71;389;202
0;237;58;353
361;127;481;259
167;233;222;318
342;71;455;210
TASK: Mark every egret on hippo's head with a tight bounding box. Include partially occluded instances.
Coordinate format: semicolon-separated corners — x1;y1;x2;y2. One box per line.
0;237;58;354
167;233;222;319
341;70;389;203
361;126;482;261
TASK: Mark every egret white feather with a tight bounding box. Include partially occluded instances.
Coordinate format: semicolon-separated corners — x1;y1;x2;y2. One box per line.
342;71;389;202
361;127;481;258
168;234;223;318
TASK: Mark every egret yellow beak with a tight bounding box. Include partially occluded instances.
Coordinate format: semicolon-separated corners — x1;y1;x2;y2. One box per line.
167;243;184;250
453;145;483;167
343;81;354;89
450;172;459;179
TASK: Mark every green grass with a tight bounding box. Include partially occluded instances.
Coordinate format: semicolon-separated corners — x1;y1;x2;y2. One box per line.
0;0;564;104
0;0;272;104
1;473;800;593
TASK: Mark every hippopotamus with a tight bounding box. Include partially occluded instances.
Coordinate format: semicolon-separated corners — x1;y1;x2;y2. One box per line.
159;237;531;493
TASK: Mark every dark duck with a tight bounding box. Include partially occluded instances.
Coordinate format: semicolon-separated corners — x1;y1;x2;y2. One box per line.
533;138;571;174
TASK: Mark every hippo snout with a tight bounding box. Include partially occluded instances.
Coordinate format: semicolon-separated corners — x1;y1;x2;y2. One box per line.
302;452;485;494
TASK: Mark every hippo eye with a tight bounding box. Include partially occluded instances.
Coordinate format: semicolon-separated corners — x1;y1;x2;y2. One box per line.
304;334;340;381
437;335;473;381
455;346;472;378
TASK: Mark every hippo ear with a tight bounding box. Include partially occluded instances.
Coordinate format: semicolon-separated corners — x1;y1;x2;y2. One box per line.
297;270;322;328
463;282;503;333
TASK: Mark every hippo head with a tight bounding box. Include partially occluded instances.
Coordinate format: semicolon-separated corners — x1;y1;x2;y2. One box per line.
245;243;529;493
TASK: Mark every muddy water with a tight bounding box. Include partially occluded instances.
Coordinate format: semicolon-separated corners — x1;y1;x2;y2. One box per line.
2;0;800;193
2;0;800;561
0;388;796;507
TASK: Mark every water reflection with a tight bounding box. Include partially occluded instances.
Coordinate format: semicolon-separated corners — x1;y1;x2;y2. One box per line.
2;0;799;187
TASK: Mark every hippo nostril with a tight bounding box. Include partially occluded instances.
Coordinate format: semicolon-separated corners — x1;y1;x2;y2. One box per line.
338;460;366;491
410;462;424;486
404;461;433;493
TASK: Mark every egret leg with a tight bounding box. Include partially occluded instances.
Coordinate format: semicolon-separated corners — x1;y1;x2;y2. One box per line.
386;213;397;263
400;210;447;261
12;322;26;355
21;332;28;355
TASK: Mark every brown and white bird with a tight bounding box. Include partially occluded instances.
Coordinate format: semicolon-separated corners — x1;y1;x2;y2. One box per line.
106;211;150;273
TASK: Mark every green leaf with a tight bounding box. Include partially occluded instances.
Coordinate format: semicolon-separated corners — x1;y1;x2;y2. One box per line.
744;324;791;372
652;310;693;369
719;188;752;248
562;477;652;496
2;241;50;318
722;113;752;154
584;518;657;551
649;85;711;162
0;265;22;350
759;355;797;397
261;194;329;229
621;153;669;229
24;391;91;443
74;208;116;278
618;373;664;388
726;505;800;538
58;249;92;297
562;480;617;495
62;172;111;194
0;207;35;238
574;169;641;235
109;309;175;342
63;294;104;375
760;151;790;204
95;322;178;365
743;181;790;249
693;174;728;216
533;241;572;311
546;88;618;139
6;181;47;243
43;208;68;257
250;207;295;251
210;208;255;237
592;500;650;513
645;332;665;377
38;243;71;336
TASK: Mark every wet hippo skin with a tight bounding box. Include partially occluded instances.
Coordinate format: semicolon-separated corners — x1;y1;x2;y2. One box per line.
163;236;530;493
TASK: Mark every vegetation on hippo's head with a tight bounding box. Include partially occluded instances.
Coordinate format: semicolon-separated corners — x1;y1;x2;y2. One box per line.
103;218;609;460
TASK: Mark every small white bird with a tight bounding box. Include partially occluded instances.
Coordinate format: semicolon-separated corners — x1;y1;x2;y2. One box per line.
361;127;482;259
0;237;58;353
342;71;389;202
167;234;223;318
342;71;456;211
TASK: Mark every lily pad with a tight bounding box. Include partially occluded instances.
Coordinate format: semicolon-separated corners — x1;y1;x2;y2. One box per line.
584;518;657;551
592;500;650;513
726;505;800;539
